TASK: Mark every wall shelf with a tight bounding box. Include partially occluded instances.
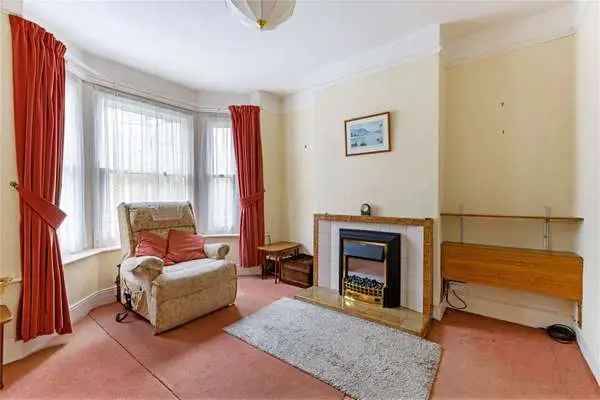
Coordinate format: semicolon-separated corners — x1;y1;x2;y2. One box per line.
441;212;583;223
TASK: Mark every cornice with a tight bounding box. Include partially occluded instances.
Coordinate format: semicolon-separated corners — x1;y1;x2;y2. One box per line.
444;4;577;67
293;24;441;95
283;24;442;113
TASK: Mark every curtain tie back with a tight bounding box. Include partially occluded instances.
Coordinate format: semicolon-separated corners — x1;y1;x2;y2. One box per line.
12;182;66;230
239;191;265;209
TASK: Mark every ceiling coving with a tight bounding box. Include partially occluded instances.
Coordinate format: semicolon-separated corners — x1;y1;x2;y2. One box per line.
226;0;295;30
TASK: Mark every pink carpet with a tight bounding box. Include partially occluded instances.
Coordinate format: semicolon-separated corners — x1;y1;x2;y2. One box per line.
2;276;599;399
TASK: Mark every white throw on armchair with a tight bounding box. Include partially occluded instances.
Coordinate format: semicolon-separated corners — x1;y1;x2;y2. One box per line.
117;201;237;333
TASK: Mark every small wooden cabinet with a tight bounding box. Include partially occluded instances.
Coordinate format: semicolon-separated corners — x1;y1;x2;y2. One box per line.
281;255;313;288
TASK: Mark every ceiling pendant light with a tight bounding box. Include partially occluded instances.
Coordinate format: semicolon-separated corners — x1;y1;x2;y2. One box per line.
226;0;296;31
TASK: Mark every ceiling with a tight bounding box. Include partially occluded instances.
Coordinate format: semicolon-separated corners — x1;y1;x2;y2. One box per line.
24;1;568;94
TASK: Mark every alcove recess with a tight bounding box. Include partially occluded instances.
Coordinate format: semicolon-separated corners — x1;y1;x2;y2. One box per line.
440;211;584;326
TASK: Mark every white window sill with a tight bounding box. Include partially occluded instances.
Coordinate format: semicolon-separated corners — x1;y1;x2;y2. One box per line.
201;233;240;239
63;245;121;266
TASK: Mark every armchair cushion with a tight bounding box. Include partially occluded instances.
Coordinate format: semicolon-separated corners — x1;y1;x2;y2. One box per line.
203;243;230;260
153;258;235;301
164;229;207;264
122;256;165;281
135;231;170;262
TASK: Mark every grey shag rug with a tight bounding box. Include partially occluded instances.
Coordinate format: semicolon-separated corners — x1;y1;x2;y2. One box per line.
224;297;441;400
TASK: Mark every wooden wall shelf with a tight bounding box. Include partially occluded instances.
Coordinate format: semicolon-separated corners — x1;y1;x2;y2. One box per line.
441;212;583;223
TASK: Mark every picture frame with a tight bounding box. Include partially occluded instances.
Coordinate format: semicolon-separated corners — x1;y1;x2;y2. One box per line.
344;112;391;156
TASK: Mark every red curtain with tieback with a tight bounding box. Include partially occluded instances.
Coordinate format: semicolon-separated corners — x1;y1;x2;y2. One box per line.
229;105;265;268
10;15;71;341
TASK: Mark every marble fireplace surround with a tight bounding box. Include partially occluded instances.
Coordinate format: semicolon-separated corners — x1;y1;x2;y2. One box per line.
313;214;433;320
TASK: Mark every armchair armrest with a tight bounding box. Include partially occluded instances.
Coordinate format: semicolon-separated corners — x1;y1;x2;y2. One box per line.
204;243;230;260
121;256;164;281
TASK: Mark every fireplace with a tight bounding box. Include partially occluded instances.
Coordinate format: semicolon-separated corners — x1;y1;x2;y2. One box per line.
339;229;401;308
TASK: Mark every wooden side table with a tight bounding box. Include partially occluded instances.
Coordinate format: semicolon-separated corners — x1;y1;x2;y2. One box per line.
0;305;12;389
257;241;301;283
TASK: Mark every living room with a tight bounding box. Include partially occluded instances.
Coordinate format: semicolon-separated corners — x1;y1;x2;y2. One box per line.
0;1;599;399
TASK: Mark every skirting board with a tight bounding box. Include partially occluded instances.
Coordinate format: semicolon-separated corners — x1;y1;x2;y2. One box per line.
236;265;261;276
69;286;118;324
576;327;600;386
444;285;573;328
433;301;447;321
4;286;117;365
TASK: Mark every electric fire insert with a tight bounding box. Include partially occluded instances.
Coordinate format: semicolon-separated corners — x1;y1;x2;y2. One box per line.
339;229;401;308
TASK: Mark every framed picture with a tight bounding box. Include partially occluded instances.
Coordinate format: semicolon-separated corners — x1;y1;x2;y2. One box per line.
344;112;391;156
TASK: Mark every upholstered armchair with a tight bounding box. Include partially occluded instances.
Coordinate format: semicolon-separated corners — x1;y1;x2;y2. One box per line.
117;201;237;333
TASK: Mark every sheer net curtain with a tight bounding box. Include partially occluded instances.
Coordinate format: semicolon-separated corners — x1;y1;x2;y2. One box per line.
58;74;87;254
93;89;195;247
196;115;239;235
59;78;238;254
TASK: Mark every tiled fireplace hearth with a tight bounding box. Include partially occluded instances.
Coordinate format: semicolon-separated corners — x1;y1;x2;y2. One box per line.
295;214;434;337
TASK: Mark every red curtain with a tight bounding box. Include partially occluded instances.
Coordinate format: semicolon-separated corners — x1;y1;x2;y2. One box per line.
229;105;265;268
10;15;72;341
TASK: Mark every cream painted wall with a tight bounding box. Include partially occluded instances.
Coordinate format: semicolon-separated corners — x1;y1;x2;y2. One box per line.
313;57;440;219
283;106;316;254
0;13;24;352
63;251;121;305
442;36;578;328
444;36;576;216
261;110;285;243
575;1;600;383
0;14;20;284
283;54;443;304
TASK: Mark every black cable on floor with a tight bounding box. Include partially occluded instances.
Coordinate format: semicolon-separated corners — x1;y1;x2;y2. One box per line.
88;312;182;400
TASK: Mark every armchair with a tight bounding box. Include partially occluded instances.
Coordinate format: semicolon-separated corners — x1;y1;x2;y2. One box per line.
117;201;237;333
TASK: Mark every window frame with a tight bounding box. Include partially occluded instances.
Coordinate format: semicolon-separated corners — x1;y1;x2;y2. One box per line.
59;78;239;257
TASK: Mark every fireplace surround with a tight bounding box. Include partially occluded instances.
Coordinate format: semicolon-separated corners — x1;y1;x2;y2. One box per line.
339;229;401;308
295;214;433;337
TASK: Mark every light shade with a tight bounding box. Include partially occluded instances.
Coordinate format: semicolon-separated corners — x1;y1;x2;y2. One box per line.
226;0;295;31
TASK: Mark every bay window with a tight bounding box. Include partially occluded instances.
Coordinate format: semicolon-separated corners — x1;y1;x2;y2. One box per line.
58;75;238;255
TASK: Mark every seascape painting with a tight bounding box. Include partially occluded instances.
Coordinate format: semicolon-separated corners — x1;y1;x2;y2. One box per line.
345;112;390;156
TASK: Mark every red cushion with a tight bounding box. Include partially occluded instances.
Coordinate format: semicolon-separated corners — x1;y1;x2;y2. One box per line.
135;231;173;265
164;229;206;264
